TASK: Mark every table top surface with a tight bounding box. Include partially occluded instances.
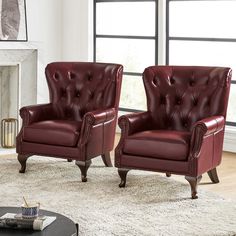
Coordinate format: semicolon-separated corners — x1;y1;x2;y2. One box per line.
0;207;77;236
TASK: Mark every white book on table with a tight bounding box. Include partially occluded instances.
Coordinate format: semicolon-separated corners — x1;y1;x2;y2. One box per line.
0;213;56;231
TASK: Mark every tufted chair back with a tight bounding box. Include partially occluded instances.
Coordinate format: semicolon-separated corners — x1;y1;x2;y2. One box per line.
143;66;232;132
45;62;123;121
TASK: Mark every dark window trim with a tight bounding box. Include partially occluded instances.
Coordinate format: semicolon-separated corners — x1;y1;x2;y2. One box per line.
226;121;236;126
119;107;143;113
166;0;236;126
169;37;236;43
124;72;142;76
96;35;156;40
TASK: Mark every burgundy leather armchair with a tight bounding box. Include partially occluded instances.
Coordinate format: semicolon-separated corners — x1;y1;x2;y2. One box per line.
115;66;231;199
16;62;123;182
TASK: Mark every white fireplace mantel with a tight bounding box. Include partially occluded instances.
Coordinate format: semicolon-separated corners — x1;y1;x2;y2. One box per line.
0;48;37;154
0;49;37;121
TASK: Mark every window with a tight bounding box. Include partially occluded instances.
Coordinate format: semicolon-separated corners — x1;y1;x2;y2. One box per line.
94;0;158;112
94;0;235;128
167;0;236;127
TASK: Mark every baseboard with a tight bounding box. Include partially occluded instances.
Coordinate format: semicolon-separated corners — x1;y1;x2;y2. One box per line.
223;126;236;153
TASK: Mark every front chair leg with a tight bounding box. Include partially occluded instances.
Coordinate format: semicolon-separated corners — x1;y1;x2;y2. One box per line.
75;160;92;182
67;158;73;162
118;168;129;188
185;175;202;199
101;152;113;167
166;173;171;177
207;168;219;183
18;154;31;173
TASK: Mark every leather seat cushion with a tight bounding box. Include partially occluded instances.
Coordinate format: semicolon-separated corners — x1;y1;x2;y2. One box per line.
22;120;82;147
123;130;191;161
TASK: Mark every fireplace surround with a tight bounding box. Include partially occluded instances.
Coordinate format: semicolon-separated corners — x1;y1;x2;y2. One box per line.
0;49;37;152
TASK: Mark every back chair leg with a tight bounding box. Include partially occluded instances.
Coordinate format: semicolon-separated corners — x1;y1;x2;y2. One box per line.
207;168;219;183
75;160;92;182
118;169;129;188
185;175;202;199
101;152;113;167
18;154;31;173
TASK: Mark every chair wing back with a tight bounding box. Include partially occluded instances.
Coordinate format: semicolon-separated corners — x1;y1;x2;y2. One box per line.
45;62;123;121
143;66;232;131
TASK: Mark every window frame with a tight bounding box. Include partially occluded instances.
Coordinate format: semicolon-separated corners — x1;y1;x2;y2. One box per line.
93;0;159;113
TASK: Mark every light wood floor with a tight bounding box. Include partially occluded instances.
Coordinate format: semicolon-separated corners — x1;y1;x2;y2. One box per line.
113;134;236;200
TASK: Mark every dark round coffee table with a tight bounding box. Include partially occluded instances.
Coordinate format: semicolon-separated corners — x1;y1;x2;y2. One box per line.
0;207;78;236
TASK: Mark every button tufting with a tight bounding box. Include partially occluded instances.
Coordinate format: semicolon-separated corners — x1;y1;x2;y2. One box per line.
88;74;92;81
190;81;195;86
193;99;198;106
176;99;181;105
54;72;59;80
153;78;157;86
68;72;76;80
61;90;66;97
160;96;165;105
170;77;175;84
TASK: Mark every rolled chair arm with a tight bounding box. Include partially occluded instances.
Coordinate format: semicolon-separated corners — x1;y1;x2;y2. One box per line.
190;116;225;158
115;112;152;167
118;112;153;136
79;108;116;146
20;103;57;126
83;108;116;126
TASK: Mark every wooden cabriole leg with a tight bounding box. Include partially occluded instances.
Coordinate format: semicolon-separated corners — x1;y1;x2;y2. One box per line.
18;154;31;173
75;160;92;182
207;168;219;183
67;159;73;162
101;152;113;167
118;168;129;188
185;175;202;199
166;173;171;177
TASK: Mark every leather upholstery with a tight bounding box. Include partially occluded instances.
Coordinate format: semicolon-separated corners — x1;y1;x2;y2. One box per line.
115;66;231;178
23;120;82;147
123;130;191;161
45;62;119;121
143;66;231;132
17;62;123;162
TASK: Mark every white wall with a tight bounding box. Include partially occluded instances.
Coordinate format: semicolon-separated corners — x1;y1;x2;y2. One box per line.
26;0;62;63
61;0;93;61
26;0;63;103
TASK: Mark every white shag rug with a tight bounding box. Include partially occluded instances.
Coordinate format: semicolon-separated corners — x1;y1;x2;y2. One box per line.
0;155;236;236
